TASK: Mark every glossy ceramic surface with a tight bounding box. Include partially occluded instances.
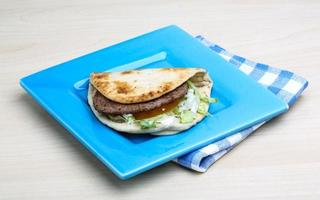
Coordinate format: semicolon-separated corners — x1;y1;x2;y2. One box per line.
20;25;288;179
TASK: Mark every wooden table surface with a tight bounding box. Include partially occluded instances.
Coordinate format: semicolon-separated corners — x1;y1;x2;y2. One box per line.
1;0;319;199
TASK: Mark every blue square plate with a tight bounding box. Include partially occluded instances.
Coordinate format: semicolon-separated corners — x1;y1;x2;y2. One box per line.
20;25;288;179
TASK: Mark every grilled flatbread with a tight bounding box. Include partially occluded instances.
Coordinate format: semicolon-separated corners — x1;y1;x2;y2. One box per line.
90;68;205;104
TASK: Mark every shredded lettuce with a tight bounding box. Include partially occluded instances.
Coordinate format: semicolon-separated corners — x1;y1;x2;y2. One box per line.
122;114;135;124
187;80;218;115
187;81;216;102
197;101;208;115
172;81;218;123
200;96;218;104
180;110;195;124
187;80;201;97
178;88;200;113
106;114;126;122
138;119;157;129
122;114;159;129
172;107;180;116
174;88;199;123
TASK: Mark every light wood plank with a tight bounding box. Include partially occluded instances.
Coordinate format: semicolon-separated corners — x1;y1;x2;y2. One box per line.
1;0;319;199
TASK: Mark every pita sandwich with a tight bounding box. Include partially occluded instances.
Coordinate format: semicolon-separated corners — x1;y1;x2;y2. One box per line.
88;68;216;135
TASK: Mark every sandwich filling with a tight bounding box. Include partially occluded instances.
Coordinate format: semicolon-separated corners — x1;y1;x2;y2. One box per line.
91;81;216;130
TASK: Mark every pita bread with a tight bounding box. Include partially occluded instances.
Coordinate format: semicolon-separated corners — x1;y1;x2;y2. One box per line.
90;68;205;104
88;68;213;135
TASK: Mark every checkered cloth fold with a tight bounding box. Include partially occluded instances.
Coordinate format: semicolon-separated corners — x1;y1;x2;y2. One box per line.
174;36;308;172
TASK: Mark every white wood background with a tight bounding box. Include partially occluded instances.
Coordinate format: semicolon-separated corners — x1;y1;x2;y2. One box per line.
1;0;319;199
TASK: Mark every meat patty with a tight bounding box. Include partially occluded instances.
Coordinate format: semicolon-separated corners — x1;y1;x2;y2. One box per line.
93;83;188;115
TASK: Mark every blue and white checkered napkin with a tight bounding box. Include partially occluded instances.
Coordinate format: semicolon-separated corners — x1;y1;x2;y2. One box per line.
174;36;308;172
